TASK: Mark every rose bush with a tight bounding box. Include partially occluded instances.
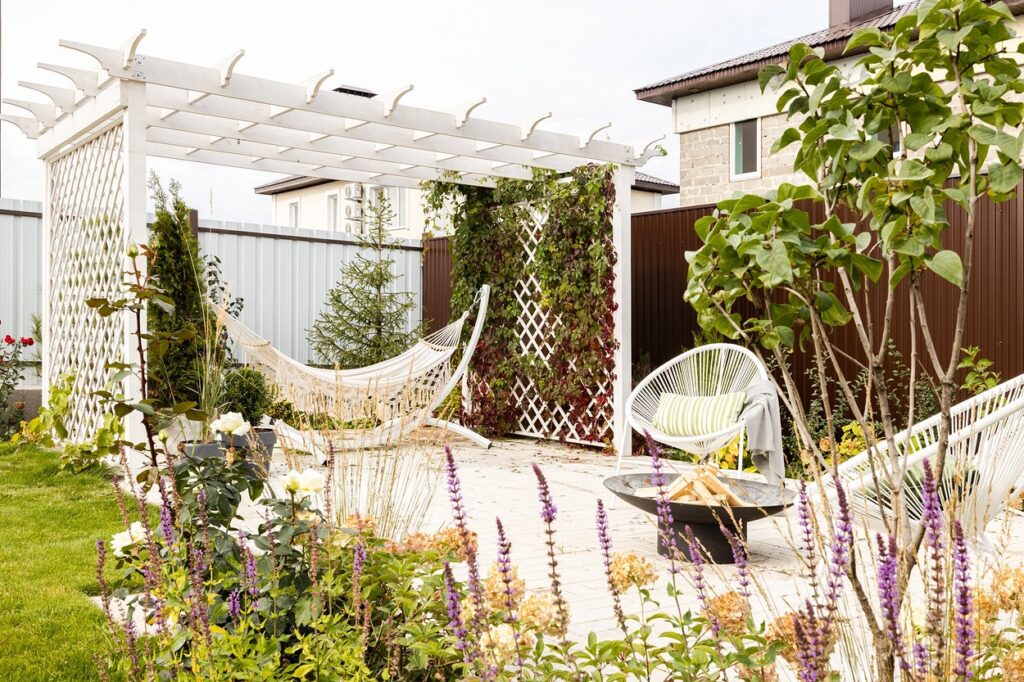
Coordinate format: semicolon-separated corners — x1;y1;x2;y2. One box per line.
0;322;33;440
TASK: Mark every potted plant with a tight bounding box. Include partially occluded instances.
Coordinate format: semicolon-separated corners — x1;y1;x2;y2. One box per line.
220;367;276;471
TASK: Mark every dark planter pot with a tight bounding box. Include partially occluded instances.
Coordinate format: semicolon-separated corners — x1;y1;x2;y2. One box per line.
183;440;224;459
181;428;276;479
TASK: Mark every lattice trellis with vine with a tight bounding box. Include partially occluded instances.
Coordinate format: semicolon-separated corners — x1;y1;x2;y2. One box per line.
510;206;615;446
46;123;128;442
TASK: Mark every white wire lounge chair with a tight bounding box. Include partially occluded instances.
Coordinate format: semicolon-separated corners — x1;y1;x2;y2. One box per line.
818;374;1024;547
617;343;769;473
217;285;491;455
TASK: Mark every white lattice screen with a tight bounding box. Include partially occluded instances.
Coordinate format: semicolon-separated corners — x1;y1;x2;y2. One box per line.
510;206;615;446
46;123;128;442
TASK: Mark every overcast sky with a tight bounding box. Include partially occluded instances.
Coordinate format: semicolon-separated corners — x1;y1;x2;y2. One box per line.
1;0;898;223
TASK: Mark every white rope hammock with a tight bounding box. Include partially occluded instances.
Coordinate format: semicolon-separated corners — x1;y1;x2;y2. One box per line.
215;285;491;453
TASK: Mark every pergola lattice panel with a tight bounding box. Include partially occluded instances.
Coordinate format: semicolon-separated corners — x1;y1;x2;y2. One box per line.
511;207;614;446
47;122;127;441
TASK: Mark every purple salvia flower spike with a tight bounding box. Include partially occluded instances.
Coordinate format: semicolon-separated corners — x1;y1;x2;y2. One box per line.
721;525;751;600
952;520;974;680
532;463;571;642
912;640;929;678
228;587;241;622
445;447;486;635
597;500;628;632
646;432;679;567
495;518;517;619
683;525;719;636
443;562;474;663
159;494;175;545
531;463;557;523
875;534;908;669
921;458;947;661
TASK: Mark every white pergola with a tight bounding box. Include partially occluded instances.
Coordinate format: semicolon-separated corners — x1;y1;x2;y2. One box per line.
3;29;659;448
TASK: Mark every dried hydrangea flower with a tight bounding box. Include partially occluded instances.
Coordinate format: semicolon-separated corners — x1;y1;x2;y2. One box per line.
518;592;567;637
608;552;658;594
702;590;751;638
480;623;536;670
483;561;526;615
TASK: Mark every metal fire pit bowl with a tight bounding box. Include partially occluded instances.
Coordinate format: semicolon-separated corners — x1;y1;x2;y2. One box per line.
603;472;795;564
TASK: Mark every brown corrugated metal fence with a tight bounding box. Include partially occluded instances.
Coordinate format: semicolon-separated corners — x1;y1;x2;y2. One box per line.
423;188;1024;397
421;236;454;333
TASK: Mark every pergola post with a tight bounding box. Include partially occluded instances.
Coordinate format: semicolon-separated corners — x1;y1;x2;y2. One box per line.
612;165;634;455
40;164;52;405
121;80;150;443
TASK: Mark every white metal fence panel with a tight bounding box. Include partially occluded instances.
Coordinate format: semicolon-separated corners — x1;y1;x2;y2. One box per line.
0;205;424;374
197;220;423;365
0;199;43;344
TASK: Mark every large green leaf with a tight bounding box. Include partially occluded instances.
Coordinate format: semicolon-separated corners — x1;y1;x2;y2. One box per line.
926;250;963;288
988;160;1023;193
846;27;886;52
897;159;933;181
850;139;885;161
969;124;1021;158
756;240;793;283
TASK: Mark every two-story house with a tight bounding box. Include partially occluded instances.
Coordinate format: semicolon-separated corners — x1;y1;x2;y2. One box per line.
635;0;1024;208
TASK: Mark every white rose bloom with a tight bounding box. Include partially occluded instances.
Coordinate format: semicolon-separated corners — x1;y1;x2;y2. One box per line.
211;411;251;436
298;469;325;495
111;521;147;557
278;470;303;494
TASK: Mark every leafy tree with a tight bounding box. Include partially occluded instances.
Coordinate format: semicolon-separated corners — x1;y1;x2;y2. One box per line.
685;2;1023;678
308;196;420;368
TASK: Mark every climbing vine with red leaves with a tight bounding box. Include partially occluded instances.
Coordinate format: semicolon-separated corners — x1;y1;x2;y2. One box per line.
424;165;618;444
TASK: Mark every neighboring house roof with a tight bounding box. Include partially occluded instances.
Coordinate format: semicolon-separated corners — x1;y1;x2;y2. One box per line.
255;172;680;196
635;0;1024;106
633;171;679;195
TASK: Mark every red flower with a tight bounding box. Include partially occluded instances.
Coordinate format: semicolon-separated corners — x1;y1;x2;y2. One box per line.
20;337;33;346
3;335;14;344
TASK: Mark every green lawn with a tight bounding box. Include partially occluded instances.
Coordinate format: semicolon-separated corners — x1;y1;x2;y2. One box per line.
0;444;128;680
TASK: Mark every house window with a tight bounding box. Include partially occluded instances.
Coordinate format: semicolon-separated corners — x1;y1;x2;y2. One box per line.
731;118;760;180
326;193;339;231
287;200;299;228
876;125;902;156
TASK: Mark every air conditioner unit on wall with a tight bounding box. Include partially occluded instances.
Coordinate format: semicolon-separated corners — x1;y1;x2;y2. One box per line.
344;183;363;200
344;219;362;234
344;204;362;219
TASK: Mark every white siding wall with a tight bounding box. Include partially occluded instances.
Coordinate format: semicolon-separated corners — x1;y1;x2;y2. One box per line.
0;199;43;342
0;203;423;368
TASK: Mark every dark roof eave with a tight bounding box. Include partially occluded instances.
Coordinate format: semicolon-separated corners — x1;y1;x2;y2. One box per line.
636;1;1024;107
632;180;679;195
635;36;855;106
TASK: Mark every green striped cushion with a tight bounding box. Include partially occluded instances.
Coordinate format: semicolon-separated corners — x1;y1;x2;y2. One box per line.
652;392;746;437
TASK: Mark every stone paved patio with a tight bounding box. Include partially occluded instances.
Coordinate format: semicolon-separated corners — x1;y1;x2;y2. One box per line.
424;437;804;640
